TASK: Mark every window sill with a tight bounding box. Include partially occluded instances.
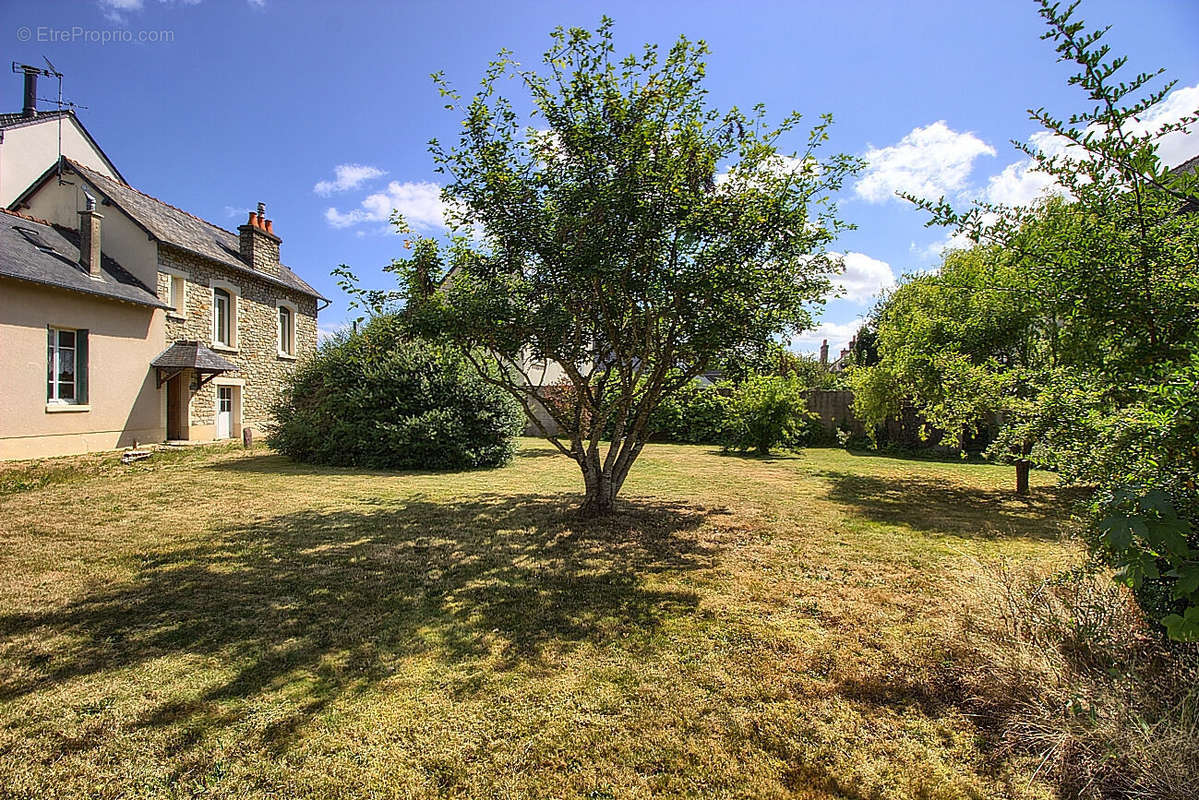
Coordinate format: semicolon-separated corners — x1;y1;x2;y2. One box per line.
46;403;90;413
277;351;297;361
167;312;187;321
210;343;238;354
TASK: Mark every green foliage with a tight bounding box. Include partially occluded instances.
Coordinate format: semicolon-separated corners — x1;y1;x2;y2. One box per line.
338;18;859;513
882;0;1199;638
647;379;735;444
849;245;1030;453
723;375;816;455
269;317;523;471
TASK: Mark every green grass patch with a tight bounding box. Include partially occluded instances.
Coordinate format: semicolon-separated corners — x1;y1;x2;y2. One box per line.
0;439;1081;799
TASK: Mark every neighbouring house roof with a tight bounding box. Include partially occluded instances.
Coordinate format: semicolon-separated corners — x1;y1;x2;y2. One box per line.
0;110;127;184
0;110;70;129
0;208;167;309
1172;154;1199;177
150;340;239;372
13;158;327;302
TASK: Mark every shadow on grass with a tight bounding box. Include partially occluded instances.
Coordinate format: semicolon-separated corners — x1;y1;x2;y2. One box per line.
0;493;718;758
818;470;1086;539
705;449;805;464
207;453;525;479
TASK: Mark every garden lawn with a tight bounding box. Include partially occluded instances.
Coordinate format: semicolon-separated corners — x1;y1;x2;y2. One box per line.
0;439;1081;799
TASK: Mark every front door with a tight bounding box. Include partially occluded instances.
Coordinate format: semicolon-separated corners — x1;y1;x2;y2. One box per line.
166;374;187;440
216;386;233;439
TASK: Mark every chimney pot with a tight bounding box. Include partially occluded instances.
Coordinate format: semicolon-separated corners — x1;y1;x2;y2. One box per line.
239;201;281;275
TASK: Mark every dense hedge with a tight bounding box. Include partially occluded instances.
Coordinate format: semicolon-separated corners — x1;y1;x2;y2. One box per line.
648;380;735;444
269;317;523;470
648;376;817;454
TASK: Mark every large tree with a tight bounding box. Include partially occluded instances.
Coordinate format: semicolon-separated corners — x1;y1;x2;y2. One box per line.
860;0;1199;637
342;19;859;515
850;245;1047;493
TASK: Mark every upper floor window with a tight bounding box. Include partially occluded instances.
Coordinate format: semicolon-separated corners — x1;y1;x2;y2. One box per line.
168;274;186;315
47;327;88;404
213;287;232;347
277;304;295;357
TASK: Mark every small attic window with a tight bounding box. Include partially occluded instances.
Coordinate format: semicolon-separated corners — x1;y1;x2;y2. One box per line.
14;226;56;254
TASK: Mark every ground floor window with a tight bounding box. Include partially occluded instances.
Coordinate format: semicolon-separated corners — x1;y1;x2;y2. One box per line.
47;327;88;404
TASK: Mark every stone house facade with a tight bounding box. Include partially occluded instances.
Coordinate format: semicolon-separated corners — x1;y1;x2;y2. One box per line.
154;241;320;436
2;152;324;457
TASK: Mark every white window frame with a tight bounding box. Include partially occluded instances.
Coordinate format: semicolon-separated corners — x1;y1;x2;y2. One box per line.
275;299;298;359
46;326;85;407
209;279;240;351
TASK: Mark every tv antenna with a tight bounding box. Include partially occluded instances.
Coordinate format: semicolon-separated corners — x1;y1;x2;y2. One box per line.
10;58;88;184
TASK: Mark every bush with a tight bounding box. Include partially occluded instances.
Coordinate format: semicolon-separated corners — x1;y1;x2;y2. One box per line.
269;317;523;470
722;375;816;455
648;380;735;444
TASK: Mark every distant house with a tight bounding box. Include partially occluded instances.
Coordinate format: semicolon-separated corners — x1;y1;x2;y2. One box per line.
0;74;325;460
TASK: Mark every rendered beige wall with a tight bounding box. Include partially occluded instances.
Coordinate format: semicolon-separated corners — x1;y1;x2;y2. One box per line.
0;116;120;207
0;279;165;460
21;175;160;290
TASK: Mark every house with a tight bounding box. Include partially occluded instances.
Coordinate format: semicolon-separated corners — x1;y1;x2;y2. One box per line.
0;81;325;460
0;66;123;207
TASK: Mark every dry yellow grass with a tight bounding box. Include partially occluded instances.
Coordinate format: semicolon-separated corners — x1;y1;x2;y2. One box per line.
0;439;1082;799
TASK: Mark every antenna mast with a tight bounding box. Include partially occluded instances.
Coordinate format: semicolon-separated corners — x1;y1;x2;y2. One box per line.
10;59;87;185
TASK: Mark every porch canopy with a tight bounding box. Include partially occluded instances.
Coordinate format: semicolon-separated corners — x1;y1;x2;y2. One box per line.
151;340;237;389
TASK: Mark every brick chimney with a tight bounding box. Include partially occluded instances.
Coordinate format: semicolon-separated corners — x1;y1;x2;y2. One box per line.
238;201;281;276
78;192;103;279
819;339;829;365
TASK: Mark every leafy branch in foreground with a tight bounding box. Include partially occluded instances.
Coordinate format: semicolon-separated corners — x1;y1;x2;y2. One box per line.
860;0;1199;638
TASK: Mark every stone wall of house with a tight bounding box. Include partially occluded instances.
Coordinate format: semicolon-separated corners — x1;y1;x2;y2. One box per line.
156;243;317;434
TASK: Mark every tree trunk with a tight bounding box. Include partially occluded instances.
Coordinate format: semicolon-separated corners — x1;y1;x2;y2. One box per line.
1015;460;1031;496
577;444;638;517
1014;439;1033;496
579;456;617;517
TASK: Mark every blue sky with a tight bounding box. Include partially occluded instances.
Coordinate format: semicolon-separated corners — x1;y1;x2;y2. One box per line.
4;0;1197;353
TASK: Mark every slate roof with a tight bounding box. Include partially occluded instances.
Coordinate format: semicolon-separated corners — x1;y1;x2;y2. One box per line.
1173;154;1199;177
40;159;326;301
150;340;239;372
0;110;70;129
0;209;168;308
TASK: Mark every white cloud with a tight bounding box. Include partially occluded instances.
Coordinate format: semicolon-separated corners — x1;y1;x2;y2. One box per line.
981;159;1058;207
979;83;1198;208
1130;83;1199;168
313;164;386;196
325;180;448;231
790;317;865;357
98;0;142;19
855;121;996;204
317;322;349;343
247;0;265;7
832;252;896;303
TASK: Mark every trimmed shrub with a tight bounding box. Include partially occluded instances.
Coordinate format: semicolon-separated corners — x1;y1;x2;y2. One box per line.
269;317;522;470
723;375;817;455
